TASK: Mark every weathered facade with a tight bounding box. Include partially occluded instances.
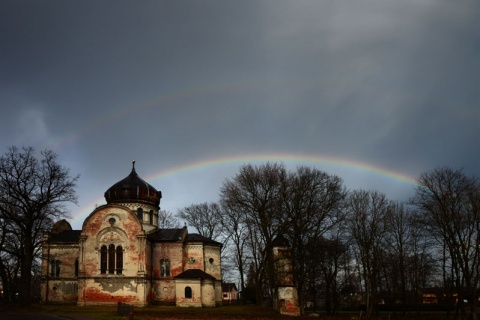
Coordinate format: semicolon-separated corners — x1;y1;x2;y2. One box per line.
272;235;300;316
41;163;222;307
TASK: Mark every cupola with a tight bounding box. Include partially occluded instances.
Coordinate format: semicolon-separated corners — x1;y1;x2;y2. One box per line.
104;161;162;208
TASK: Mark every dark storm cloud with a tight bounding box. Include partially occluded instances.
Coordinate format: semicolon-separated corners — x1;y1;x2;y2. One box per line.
1;0;479;227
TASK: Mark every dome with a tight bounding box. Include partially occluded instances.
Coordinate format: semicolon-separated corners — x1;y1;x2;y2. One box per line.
51;219;72;235
104;161;162;207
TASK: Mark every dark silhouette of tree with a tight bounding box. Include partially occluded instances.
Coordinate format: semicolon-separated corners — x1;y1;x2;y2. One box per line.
158;209;180;228
220;163;287;305
0;215;20;304
345;190;392;319
219;202;249;294
0;146;79;306
282;166;346;312
379;203;437;312
381;202;411;310
176;162;476;316
314;235;351;315
220;163;346;313
178;202;224;240
411;167;480;320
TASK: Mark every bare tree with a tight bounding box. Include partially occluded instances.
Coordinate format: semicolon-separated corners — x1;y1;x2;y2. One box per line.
345;190;392;319
219;202;249;293
381;202;411;310
283;166;346;312
177;202;231;275
0;216;20;304
0;146;79;306
178;202;224;240
158;209;180;228
406;210;438;308
220;163;287;305
411;167;480;320
314;235;351;315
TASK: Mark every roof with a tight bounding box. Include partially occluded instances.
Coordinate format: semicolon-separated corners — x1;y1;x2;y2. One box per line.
51;219;72;234
147;229;221;245
222;283;238;292
174;269;216;280
147;228;185;242
272;234;290;247
48;230;82;243
186;233;222;246
104;162;162;207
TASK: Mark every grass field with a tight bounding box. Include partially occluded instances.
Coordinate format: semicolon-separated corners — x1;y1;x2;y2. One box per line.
0;303;457;320
0;304;295;320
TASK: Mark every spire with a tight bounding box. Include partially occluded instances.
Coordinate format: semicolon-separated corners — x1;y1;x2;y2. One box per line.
132;160;136;172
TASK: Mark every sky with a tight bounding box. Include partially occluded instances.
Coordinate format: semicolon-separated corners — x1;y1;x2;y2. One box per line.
1;0;479;230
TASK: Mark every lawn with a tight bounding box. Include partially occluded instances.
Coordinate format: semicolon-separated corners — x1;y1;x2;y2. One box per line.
0;303;455;320
0;304;297;320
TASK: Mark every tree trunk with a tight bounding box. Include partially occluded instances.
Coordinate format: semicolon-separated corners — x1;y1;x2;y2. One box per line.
0;259;11;304
19;236;33;306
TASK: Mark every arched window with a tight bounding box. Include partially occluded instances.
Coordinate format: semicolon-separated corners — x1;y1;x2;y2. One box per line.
160;259;170;276
149;210;153;224
185;286;192;299
108;244;115;274
116;246;123;275
100;244;124;275
100;246;107;274
137;208;143;221
75;259;79;277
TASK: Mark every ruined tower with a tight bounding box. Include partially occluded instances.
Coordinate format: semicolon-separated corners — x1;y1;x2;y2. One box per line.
272;235;300;316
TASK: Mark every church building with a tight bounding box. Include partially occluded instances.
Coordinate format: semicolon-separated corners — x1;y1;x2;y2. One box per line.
40;163;223;307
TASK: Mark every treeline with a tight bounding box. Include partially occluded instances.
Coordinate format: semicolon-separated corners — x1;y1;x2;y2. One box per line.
177;163;480;320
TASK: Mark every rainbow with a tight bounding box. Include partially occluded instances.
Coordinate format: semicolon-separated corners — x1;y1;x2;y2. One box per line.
146;153;417;184
69;152;418;226
50;80;308;151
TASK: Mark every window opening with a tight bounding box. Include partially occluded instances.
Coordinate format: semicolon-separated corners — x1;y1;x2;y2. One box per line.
116;246;123;275
50;259;55;277
137;208;143;221
185;286;192;299
108;244;115;274
100;245;107;274
149;210;153;224
75;259;79;277
56;260;61;277
160;259;170;276
50;259;61;277
100;244;123;275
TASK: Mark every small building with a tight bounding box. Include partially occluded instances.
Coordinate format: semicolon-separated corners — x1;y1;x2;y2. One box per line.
222;283;238;303
41;163;222;307
272;235;300;316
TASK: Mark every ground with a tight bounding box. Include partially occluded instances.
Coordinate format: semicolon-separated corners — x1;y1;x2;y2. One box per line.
0;304;460;320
